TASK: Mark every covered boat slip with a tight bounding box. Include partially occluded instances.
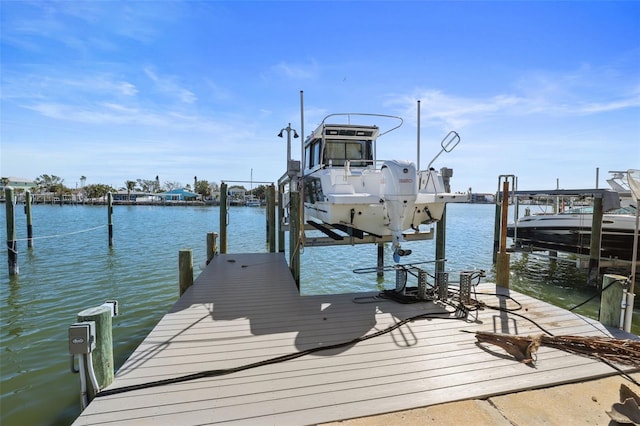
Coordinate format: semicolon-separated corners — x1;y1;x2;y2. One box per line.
74;253;635;425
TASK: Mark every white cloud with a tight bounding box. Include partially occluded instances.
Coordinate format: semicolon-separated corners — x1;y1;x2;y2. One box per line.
144;67;197;104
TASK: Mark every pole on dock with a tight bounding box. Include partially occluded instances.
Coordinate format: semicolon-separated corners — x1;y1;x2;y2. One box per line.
25;190;34;249
267;184;276;253
598;274;627;329
435;205;447;276
496;180;510;288
220;182;228;254
587;196;603;287
289;189;301;289
376;243;384;277
77;303;115;400
492;202;500;264
179;249;194;296
277;185;285;253
5;187;18;275
107;192;114;247
206;232;218;264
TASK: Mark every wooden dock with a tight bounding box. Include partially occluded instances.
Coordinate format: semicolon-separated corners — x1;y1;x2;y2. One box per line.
73;252;635;425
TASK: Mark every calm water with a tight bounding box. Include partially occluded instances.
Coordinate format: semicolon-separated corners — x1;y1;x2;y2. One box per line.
1;203;637;425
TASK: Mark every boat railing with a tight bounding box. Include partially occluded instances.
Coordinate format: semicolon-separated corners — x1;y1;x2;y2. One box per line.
320;113;404;137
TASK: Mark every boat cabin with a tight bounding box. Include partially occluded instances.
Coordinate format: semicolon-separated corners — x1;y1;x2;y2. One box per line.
303;124;379;173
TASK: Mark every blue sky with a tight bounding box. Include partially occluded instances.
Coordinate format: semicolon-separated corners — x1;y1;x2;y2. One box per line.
1;1;639;193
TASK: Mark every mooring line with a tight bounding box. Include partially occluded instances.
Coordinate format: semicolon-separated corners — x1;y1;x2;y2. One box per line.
12;224;107;242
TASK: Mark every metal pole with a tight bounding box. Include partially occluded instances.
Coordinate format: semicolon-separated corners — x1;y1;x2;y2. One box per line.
417;100;421;171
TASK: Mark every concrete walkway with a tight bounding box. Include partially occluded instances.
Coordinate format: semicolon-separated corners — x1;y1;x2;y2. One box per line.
322;372;640;425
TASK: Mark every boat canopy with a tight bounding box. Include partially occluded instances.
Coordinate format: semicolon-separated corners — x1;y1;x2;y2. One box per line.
304;123;378;171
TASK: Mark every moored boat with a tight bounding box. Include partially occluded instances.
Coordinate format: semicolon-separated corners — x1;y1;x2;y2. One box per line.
507;171;639;261
301;113;466;260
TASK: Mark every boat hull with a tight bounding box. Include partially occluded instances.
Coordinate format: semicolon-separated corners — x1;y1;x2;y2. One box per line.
507;214;638;261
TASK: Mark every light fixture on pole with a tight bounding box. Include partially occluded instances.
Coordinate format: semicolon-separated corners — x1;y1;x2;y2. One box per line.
278;123;299;178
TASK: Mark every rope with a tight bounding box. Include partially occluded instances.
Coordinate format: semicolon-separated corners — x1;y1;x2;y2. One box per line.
9;225;107;242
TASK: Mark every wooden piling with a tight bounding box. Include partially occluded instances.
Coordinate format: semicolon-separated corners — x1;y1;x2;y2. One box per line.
77;305;113;400
376;243;384;277
587;196;603;287
492;203;500;264
599;274;627;328
25;190;33;249
289;190;301;289
496;181;510;288
5;187;18;275
107;192;114;247
206;232;217;264
179;249;194;296
267;185;276;253
277;186;285;253
435;205;447;275
219;182;228;254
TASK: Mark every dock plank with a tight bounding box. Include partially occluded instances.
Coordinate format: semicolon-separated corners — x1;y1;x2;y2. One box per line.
73;252;635;425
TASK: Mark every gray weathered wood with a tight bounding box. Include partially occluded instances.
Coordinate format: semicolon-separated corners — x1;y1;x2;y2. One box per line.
73;252;632;426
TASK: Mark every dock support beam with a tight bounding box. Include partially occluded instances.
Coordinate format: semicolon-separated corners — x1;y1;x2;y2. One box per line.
436;205;447;276
267;184;276;253
25;190;33;248
277;186;285;253
587;196;603;287
376;243;384;277
107;192;114;247
599;274;627;329
496;180;510;288
179;249;194;296
77;304;115;400
219;182;228;254
5;187;18;275
206;232;217;264
289;190;301;290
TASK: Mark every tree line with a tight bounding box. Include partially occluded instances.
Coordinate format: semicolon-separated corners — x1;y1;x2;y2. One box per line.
2;174;269;200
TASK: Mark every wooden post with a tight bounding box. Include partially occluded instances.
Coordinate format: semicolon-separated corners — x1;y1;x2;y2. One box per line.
267;184;276;253
496;181;510;288
179;249;193;296
289;190;300;289
219;182;228;254
107;192;114;247
435;205;447;275
206;232;217;264
25;190;33;249
492;202;501;263
599;274;627;328
77;305;113;400
376;243;384;277
587;196;603;287
5;187;18;275
277;184;285;253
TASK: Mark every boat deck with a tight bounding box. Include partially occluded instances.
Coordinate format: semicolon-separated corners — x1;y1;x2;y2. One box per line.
73;252;634;425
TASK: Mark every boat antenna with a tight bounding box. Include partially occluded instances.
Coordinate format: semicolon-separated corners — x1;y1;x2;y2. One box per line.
417;100;421;171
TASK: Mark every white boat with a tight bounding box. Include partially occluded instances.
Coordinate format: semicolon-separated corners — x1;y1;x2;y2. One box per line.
507;172;639;261
301;113;466;260
508;205;638;261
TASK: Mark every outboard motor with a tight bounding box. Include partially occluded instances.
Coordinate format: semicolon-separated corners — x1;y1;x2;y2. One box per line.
381;160;417;261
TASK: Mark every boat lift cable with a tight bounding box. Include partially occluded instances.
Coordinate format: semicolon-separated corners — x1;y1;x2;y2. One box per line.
568;277;628;312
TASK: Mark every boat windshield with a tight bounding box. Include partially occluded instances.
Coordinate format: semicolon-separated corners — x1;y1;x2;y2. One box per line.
324;140;372;167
